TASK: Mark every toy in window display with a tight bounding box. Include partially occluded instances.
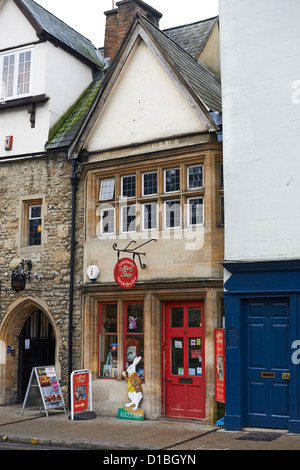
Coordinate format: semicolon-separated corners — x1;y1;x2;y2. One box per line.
122;356;143;411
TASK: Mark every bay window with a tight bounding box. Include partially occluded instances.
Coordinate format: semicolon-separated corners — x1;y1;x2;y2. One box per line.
1;48;32;100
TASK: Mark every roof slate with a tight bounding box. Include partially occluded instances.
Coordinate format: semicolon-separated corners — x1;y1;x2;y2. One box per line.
164;16;219;60
18;0;102;68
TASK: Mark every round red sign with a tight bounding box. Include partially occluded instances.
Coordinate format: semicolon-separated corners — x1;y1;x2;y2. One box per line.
114;258;138;289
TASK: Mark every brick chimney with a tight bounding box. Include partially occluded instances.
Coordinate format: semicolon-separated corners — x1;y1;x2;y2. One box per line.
104;0;162;60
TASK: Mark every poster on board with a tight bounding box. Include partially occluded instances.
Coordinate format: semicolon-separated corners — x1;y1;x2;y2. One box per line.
214;329;225;403
21;365;66;417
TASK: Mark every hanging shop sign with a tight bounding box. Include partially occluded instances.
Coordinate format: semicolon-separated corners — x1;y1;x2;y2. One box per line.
214;329;225;403
21;365;66;417
114;258;138;289
70;369;95;420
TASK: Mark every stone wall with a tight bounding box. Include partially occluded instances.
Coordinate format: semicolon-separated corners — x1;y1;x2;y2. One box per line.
0;153;84;404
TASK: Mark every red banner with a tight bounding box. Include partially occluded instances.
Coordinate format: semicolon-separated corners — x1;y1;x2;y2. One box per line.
72;371;89;413
114;258;138;289
214;329;225;403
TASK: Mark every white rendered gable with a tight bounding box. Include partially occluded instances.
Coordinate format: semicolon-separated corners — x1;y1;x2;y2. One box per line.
86;37;208;154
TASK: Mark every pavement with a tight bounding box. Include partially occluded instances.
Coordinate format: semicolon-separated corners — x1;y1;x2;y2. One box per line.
1;404;300;454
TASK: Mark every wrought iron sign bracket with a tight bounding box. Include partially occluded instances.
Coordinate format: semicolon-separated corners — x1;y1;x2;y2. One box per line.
112;239;156;269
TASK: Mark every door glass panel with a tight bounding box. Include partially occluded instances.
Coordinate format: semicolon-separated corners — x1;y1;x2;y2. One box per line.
188;307;201;327
171;337;184;375
188;337;202;376
171;308;183;328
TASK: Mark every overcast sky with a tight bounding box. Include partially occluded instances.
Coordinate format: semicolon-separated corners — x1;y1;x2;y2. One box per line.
36;0;219;47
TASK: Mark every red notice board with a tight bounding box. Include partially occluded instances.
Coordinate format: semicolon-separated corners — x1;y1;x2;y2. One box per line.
214;329;225;403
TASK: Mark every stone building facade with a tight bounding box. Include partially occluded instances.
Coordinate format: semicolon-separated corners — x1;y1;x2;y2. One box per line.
0;154;84;404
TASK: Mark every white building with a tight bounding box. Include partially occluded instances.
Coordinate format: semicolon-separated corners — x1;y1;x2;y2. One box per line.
220;0;300;432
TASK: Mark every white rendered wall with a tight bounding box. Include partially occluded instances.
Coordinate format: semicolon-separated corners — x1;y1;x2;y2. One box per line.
220;0;300;261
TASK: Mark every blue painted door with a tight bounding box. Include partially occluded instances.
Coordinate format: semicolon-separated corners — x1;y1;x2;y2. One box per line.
243;298;290;429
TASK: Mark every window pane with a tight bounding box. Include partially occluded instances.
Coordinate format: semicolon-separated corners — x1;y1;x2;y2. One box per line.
188;307;202;327
143;203;157;230
127;303;143;333
99;178;115;201
101;304;117;333
126;335;144;379
122;175;136;198
101;208;115;234
121;205;136;232
171;337;184;375
17;50;31;95
165;200;180;228
165;168;180;192
143;172;157;196
2;54;15;97
28;205;41;246
171;307;183;327
188;165;203;189
188;337;202;376
100;335;118;378
188;198;203;225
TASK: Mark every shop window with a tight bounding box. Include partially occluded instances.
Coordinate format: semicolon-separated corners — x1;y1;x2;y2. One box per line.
125;303;144;380
99;303;118;378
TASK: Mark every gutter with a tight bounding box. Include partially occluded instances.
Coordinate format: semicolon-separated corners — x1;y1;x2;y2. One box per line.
68;158;79;408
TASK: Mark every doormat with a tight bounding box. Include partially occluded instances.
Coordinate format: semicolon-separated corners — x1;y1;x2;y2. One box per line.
237;432;280;442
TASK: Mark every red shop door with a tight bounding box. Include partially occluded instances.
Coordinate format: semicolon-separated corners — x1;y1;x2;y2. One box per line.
164;301;205;419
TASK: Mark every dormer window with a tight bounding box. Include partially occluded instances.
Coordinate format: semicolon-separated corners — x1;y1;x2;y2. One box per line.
0;47;32;100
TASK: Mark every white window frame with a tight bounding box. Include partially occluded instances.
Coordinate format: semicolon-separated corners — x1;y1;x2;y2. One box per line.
187;165;204;190
99;178;115;201
121;205;136;233
0;46;33;100
100;207;115;234
164;168;180;194
187;198;204;226
142;171;158;196
164;200;181;229
121;175;136;200
142;203;158;230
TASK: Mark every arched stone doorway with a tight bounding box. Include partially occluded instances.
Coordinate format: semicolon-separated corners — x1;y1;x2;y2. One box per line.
0;296;60;405
18;310;55;402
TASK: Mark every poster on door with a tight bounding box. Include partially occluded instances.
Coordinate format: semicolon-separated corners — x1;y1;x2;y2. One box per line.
214;329;225;403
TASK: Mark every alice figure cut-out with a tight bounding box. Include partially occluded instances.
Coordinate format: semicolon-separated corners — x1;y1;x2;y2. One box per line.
122;356;143;411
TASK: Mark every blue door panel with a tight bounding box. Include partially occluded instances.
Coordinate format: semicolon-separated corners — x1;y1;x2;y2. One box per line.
243;298;290;429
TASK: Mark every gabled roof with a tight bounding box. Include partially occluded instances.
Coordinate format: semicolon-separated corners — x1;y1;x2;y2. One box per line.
143;16;221;113
14;0;102;69
164;16;219;60
46;12;221;156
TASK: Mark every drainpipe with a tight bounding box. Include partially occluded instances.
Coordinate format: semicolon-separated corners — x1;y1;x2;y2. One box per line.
68;158;78;408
